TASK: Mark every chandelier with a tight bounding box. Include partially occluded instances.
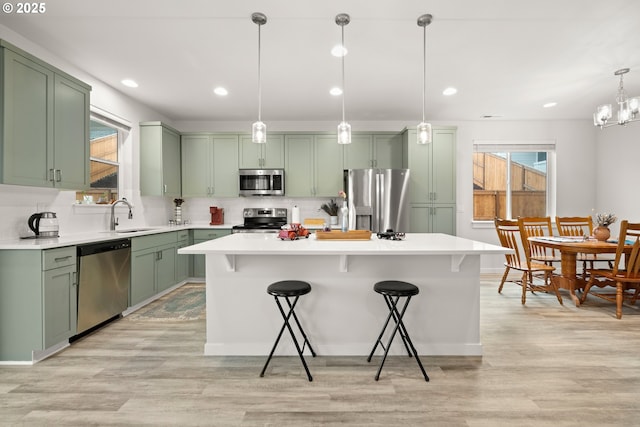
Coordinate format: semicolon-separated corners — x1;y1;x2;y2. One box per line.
593;68;640;128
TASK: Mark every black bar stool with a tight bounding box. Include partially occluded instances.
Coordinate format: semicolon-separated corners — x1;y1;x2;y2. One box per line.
367;280;429;382
260;280;316;381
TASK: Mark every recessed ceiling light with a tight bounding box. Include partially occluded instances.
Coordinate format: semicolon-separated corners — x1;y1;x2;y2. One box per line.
330;87;343;96
331;45;348;57
121;79;138;88
443;87;457;96
543;102;557;108
214;87;228;96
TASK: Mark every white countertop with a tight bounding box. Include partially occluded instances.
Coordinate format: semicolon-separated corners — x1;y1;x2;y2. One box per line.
0;223;234;250
179;232;510;256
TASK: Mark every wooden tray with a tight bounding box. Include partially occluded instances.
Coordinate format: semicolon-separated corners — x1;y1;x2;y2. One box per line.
315;230;372;240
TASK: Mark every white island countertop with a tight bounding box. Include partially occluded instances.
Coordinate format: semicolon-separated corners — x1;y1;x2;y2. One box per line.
179;232;508;256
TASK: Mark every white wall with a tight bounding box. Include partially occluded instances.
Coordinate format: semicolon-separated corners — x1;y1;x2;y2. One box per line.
594;124;640;237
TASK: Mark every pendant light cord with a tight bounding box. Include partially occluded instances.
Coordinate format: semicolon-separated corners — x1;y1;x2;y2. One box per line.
257;22;262;122
422;23;426;123
341;24;346;123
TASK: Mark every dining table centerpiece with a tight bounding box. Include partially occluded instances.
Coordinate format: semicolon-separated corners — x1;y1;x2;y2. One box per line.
593;212;617;241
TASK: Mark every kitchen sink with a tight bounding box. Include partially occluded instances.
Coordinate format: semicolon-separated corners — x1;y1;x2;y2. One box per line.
115;228;157;233
100;228;159;234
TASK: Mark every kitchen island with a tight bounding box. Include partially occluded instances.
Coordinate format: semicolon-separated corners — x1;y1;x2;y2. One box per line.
179;232;510;357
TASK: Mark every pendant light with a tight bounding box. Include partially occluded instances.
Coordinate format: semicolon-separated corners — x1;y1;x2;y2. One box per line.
336;13;351;145
417;14;433;144
251;12;267;144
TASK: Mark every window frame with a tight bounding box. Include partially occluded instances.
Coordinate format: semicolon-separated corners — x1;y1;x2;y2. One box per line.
472;140;556;223
75;107;131;204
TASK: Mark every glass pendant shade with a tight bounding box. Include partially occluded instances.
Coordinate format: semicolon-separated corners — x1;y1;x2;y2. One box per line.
593;104;612;126
337;121;351;145
417;122;432;144
629;97;640;115
252;120;266;144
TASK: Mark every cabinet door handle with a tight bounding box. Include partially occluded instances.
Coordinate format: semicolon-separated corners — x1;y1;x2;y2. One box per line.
164;184;168;193
55;169;62;182
54;255;73;262
72;272;77;286
49;169;55;182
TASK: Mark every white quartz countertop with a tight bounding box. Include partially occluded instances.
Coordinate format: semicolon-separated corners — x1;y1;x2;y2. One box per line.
178;232;510;256
0;223;234;250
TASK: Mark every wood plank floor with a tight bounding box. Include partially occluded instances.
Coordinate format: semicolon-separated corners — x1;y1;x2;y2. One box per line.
2;276;640;426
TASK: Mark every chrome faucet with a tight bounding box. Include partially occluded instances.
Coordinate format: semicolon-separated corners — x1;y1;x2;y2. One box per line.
110;198;133;230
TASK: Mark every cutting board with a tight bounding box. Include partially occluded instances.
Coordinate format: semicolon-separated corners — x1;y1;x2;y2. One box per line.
315;230;372;240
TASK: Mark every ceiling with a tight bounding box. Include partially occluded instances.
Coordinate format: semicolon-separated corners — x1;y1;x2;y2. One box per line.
3;0;640;124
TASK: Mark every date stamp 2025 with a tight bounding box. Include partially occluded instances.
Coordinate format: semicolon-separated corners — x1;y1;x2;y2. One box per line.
2;2;47;14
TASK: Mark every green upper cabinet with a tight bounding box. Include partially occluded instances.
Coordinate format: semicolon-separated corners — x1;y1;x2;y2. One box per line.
181;133;239;197
405;127;457;205
238;134;285;169
343;134;373;169
140;122;181;197
284;135;315;197
285;134;344;197
343;133;403;170
1;41;90;189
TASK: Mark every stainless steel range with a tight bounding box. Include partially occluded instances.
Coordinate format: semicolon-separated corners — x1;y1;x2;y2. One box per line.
231;208;287;233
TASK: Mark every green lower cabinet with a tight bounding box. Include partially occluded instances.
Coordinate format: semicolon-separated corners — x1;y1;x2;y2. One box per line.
175;231;190;282
0;246;77;362
410;204;456;235
192;229;231;277
43;264;77;348
130;232;178;306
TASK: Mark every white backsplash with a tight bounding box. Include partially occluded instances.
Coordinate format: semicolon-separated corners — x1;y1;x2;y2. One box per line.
0;183;337;241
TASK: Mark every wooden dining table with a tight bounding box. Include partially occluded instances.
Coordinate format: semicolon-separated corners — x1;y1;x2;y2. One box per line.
528;236;629;306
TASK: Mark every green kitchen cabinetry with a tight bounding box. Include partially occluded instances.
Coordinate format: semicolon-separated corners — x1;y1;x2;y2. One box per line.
175;230;190;282
238;134;285;168
1;40;90;189
181;134;239;197
0;246;77;362
192;229;232;277
404;127;457;234
140;122;181;197
343;133;403;170
285;134;344;197
130;232;178;306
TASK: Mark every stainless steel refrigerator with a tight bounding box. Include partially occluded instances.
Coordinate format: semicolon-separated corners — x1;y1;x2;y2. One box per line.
343;168;411;233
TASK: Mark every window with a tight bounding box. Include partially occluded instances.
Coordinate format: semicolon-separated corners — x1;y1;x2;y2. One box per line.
76;112;130;203
473;141;555;221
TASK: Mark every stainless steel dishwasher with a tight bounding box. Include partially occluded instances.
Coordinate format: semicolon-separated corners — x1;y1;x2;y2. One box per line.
76;239;131;335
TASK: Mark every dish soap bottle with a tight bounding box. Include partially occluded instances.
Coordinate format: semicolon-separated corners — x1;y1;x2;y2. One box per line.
341;200;349;232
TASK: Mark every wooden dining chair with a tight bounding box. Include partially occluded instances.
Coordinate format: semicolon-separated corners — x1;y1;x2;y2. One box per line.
555;216;614;276
494;218;563;305
517;216;562;268
580;220;640;319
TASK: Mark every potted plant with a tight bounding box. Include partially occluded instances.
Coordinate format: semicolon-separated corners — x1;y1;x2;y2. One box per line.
593;212;617;241
320;199;339;225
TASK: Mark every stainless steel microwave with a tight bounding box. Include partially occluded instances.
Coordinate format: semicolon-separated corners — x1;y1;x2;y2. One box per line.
239;169;285;196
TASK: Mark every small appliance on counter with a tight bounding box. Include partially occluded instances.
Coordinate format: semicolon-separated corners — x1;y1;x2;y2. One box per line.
27;211;59;238
210;206;224;225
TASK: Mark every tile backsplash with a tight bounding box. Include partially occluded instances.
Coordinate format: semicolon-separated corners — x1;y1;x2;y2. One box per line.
0;183;337;240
